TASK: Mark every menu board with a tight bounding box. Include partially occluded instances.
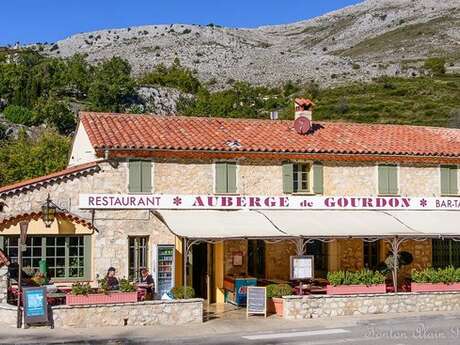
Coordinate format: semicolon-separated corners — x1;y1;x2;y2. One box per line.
23;287;48;325
246;286;266;318
290;255;314;280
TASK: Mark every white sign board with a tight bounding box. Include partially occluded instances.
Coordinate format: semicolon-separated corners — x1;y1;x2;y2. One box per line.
246;286;266;318
79;194;460;211
290;256;314;280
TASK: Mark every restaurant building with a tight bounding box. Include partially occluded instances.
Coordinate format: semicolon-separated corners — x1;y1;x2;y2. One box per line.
1;100;460;306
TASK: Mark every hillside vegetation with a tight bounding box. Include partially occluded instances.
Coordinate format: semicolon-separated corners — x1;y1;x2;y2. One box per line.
0;50;459;186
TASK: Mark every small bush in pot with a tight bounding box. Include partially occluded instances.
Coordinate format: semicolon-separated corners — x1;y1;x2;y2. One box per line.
266;284;293;316
119;278;136;292
71;282;92;296
171;286;195;299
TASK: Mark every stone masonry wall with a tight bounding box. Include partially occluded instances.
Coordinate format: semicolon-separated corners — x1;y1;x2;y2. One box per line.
0;304;16;327
52;299;203;328
283;292;460;320
0;161;175;280
0;267;8;304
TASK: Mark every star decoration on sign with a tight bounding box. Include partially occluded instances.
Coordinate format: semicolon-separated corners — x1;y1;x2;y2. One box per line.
173;196;182;206
419;198;428;208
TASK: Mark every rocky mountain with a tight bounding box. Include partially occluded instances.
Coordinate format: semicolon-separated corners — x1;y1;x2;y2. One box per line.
42;0;460;87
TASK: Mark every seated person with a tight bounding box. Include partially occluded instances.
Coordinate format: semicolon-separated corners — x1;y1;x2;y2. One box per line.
106;267;119;290
139;268;155;299
0;249;32;285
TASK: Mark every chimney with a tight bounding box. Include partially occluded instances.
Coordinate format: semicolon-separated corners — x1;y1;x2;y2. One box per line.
294;98;314;121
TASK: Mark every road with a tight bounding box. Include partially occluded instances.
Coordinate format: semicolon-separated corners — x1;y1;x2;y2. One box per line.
11;313;460;345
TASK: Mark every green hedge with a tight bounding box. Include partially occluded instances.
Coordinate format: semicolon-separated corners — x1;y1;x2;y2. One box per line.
327;269;386;286
266;284;293;298
411;266;460;284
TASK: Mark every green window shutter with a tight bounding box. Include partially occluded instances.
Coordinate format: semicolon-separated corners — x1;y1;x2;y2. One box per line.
129;160;142;193
83;236;92;280
313;162;324;194
0;236;3;250
282;162;294;194
449;166;458;195
226;162;237;193
141;161;152;193
441;165;458;195
378;165;389;195
387;165;398;194
215;162;228;193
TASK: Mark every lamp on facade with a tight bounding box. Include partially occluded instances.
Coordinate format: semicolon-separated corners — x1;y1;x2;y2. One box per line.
41;194;57;228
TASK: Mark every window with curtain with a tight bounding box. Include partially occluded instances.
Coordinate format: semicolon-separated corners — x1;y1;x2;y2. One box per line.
0;235;90;280
128;236;149;281
440;165;458;195
282;161;323;194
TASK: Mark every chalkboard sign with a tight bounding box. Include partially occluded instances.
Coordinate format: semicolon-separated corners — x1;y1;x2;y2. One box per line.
23;287;48;325
290;255;314;280
246;286;266;318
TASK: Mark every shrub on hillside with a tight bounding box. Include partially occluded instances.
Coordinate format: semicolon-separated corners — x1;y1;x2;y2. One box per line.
3;105;35;125
424;57;446;76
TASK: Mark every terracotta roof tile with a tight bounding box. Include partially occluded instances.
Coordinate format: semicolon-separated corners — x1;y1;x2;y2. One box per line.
80;112;460;158
0;161;101;196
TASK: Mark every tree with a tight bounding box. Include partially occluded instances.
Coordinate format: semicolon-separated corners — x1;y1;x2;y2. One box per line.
448;109;460;128
88;57;136;112
424;57;446;76
0;129;70;186
33;97;76;135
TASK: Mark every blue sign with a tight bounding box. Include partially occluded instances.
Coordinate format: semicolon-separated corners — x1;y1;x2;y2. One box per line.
23;287;48;324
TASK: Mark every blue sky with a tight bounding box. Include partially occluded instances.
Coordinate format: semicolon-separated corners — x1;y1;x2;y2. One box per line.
0;0;363;45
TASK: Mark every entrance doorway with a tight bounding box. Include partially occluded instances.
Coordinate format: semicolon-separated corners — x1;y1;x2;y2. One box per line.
192;243;208;300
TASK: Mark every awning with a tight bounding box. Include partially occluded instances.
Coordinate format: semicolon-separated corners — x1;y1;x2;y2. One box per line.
154;210;289;239
385;211;460;237
259;210;423;238
155;209;460;240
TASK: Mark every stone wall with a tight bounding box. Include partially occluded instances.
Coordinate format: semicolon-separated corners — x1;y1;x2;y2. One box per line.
283;292;460;319
0;267;8;304
51;299;203;328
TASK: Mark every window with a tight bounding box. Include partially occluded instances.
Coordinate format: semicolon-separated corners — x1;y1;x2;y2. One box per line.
283;162;323;194
441;165;458;195
128;160;152;193
364;241;380;270
306;240;328;278
215;161;237;194
378;164;398;195
432;239;460;268
247;240;265;278
128;236;149;281
0;236;91;280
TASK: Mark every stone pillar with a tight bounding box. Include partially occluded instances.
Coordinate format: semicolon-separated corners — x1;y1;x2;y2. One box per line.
0;266;8;304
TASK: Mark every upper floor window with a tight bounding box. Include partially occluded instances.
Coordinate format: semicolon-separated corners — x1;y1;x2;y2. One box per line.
283;162;323;194
378;164;398;195
440;165;458;196
215;161;237;194
129;160;152;193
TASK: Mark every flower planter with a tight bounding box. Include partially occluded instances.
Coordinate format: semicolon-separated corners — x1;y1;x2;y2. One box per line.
326;284;386;295
267;297;284;316
411;282;460;293
66;292;138;305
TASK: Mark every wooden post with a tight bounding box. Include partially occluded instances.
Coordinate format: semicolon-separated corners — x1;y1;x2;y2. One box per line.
17;221;29;328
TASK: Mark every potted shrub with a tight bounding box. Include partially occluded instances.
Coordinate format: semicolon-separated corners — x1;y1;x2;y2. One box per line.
327;269;386;295
66;278;138;305
266;284;293;316
171;286;195;299
411;266;460;292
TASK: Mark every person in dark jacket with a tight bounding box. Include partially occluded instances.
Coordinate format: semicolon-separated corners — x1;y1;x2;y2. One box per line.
106;267;119;290
139;268;155;299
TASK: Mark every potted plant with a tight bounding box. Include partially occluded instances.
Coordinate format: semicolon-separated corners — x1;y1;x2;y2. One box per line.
171;286;195;299
266;284;293;316
66;278;138;305
326;269;386;295
411;266;460;292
